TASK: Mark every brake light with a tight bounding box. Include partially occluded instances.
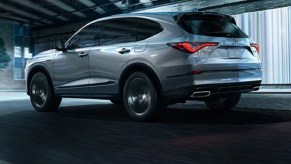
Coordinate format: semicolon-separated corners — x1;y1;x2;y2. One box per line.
168;42;218;53
251;43;260;53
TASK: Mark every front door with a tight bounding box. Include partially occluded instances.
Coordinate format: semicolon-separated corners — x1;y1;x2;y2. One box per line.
53;48;90;94
53;21;102;95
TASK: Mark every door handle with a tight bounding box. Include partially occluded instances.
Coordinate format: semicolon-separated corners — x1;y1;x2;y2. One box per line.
78;52;88;58
118;48;130;54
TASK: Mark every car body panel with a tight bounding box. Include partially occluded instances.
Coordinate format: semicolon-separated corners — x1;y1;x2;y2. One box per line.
25;49;57;94
88;42;134;95
53;48;90;94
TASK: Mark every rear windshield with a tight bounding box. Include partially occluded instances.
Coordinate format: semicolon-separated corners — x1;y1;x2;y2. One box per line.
175;14;248;38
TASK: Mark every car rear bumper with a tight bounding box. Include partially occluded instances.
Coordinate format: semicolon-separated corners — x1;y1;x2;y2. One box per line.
161;68;262;100
163;80;262;100
193;69;262;86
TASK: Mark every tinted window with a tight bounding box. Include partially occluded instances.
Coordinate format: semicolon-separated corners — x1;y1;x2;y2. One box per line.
69;22;102;48
137;18;163;41
175;14;248;38
98;18;136;45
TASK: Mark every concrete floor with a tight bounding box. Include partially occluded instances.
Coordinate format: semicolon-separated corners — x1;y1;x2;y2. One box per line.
0;92;291;164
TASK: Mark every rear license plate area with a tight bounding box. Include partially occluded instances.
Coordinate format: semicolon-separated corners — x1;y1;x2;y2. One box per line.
228;48;244;58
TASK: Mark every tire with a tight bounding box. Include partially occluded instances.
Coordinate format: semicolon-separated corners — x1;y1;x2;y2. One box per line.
204;93;241;111
123;72;160;121
110;99;123;105
29;72;62;112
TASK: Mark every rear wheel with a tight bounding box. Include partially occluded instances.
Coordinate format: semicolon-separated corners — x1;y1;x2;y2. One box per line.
29;72;62;112
123;72;160;121
204;93;241;111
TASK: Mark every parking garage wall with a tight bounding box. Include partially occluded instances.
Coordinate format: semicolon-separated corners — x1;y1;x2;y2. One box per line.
233;6;291;84
0;20;30;90
33;22;86;54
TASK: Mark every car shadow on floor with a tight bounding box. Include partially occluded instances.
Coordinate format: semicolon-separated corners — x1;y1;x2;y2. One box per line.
54;103;291;125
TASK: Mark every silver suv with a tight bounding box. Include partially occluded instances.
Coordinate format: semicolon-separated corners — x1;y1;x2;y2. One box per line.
25;12;262;121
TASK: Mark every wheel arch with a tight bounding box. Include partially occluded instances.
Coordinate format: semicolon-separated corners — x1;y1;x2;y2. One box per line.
27;65;55;95
119;63;163;99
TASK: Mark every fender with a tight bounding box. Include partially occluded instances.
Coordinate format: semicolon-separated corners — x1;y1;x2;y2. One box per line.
119;60;163;97
26;63;55;95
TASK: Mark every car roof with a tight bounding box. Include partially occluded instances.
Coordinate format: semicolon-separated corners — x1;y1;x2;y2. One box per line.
67;11;234;45
92;11;232;22
107;11;231;19
95;12;176;21
78;11;234;34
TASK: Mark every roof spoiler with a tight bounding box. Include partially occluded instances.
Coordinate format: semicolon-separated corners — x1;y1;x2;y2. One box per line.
175;12;237;25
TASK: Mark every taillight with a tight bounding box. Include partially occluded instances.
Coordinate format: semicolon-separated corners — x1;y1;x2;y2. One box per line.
167;42;218;53
251;43;260;53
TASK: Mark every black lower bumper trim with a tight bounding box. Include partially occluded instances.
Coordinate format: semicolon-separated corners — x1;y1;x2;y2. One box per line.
163;81;262;100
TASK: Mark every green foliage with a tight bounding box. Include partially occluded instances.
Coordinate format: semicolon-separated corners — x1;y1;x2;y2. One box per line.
0;36;11;71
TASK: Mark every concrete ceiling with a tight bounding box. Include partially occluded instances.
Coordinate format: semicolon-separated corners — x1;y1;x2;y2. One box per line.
1;0;291;30
0;0;180;29
199;0;291;15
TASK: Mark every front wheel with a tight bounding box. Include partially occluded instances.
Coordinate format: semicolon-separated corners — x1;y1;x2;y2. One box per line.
204;93;241;111
123;72;160;121
29;72;62;112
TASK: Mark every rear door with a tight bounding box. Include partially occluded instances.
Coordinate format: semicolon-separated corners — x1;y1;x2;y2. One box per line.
88;18;136;95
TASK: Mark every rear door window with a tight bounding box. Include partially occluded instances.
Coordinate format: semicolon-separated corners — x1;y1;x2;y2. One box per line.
175;14;248;38
137;18;163;41
98;18;136;45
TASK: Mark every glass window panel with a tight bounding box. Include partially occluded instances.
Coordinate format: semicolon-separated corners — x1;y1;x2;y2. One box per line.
137;18;163;41
13;24;31;80
99;18;136;45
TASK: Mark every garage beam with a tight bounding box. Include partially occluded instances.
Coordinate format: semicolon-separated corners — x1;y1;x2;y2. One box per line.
0;3;52;25
10;0;69;22
46;0;86;18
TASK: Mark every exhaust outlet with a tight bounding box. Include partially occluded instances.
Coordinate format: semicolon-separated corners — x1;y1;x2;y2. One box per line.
253;86;260;91
191;91;211;98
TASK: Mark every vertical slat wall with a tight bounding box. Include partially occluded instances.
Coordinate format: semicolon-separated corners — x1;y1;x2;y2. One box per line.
233;6;291;84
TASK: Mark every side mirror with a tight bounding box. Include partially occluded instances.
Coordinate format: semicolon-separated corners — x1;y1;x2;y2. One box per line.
54;41;67;51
